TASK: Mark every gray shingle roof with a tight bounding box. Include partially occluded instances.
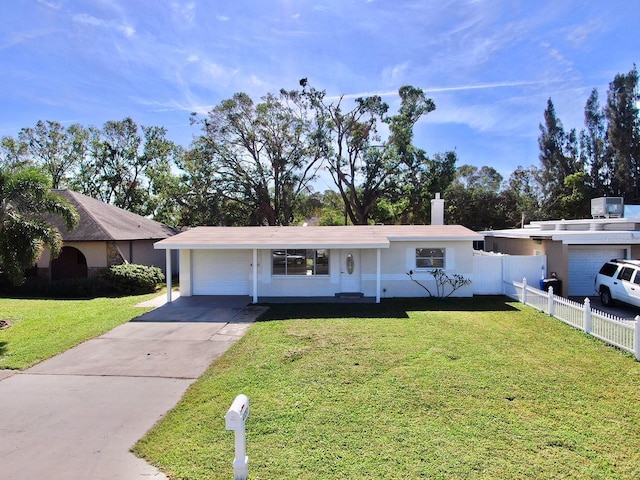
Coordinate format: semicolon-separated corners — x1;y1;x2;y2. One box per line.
50;189;177;241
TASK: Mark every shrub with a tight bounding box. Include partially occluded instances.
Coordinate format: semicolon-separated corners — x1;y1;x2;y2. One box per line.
407;268;472;298
103;263;165;294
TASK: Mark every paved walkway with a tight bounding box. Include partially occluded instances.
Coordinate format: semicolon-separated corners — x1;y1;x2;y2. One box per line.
0;295;266;480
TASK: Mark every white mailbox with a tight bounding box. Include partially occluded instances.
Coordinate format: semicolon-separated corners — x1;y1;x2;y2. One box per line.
225;394;250;429
225;394;250;480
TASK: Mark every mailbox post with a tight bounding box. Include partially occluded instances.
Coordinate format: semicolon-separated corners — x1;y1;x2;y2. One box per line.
225;394;250;480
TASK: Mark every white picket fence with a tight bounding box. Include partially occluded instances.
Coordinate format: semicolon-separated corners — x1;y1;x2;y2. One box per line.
506;278;640;361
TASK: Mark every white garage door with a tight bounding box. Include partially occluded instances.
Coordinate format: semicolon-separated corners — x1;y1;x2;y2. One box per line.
568;246;626;296
192;250;251;295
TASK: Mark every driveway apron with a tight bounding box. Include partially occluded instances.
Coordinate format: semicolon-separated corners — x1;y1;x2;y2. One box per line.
0;295;266;480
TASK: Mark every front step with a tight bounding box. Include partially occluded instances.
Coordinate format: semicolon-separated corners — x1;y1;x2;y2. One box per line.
335;292;364;298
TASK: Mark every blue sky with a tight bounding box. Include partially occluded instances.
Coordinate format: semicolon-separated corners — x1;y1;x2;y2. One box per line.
1;1;638;189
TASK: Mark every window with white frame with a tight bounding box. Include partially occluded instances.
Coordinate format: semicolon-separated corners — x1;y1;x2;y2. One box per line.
272;249;329;276
415;248;445;269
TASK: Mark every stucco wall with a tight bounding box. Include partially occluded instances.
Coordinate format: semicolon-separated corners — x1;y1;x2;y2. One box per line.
37;242;106;269
363;241;475;298
114;240;174;274
177;241;476;299
38;240;174;280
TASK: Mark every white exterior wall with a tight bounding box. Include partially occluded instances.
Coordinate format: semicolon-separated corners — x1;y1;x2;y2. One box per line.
179;249;192;296
254;249;340;297
363;241;475;298
175;241;478;299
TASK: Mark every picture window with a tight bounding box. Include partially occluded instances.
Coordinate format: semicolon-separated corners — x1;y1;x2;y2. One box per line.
272;249;329;276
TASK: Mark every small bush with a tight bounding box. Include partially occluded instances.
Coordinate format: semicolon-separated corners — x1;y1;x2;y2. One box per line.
103;263;165;294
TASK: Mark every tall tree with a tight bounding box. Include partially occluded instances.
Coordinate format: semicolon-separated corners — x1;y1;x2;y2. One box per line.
317;189;349;226
192;89;323;226
383;148;458;225
605;65;640;202
537;98;584;218
0;136;30;169
69;118;176;216
501;166;545;226
580;89;608;197
445;165;509;230
0;166;78;285
170;140;230;226
303;83;436;224
18;121;89;189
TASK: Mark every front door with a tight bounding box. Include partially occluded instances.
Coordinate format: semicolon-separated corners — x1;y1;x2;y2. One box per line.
340;250;361;293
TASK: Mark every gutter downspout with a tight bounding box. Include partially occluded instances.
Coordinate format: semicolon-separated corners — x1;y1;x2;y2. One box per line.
376;248;381;303
166;249;172;303
252;249;258;304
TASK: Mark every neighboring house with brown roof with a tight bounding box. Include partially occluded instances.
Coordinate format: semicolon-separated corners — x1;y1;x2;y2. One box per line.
34;189;177;280
154;224;483;303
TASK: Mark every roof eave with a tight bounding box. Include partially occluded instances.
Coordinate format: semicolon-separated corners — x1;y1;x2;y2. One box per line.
155;242;391;250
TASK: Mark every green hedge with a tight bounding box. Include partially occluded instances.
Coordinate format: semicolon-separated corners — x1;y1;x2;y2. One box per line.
103;263;165;294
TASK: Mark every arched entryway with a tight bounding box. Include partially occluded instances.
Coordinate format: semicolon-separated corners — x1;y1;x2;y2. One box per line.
51;246;88;281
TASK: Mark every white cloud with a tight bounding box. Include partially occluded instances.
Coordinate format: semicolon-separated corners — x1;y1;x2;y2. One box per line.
36;0;63;9
382;62;409;87
423;80;550;94
72;12;135;38
170;2;196;24
425;102;508;133
72;13;104;27
201;60;229;79
566;20;601;46
120;25;135;37
539;41;573;72
335;80;552;102
216;15;230;21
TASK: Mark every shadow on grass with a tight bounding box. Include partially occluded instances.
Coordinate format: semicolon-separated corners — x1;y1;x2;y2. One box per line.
257;295;519;321
0;341;7;357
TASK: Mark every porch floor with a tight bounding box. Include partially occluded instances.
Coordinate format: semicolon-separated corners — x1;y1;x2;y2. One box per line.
258;296;376;304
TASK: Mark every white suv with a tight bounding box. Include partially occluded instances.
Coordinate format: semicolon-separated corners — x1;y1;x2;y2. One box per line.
594;259;640;308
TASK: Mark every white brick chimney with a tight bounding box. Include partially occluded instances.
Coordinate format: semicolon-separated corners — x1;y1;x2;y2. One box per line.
431;193;444;225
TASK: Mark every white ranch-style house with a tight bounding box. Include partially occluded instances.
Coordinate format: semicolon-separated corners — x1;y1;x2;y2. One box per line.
154;224;483;303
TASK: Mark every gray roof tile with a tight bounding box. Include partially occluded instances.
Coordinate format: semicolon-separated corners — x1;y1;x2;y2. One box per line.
50;189;177;241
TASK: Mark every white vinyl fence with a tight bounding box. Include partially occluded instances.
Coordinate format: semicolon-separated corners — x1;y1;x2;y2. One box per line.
473;252;546;295
507;278;640;361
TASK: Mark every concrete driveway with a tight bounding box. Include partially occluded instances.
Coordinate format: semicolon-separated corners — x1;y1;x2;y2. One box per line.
0;295;266;480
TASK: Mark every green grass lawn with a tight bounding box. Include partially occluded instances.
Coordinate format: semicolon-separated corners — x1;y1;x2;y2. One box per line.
0;293;158;369
134;297;640;480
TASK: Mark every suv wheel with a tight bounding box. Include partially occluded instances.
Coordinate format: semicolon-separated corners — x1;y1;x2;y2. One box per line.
600;287;614;307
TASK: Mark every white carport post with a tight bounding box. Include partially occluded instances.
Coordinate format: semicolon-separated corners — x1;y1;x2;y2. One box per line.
165;249;173;303
376;248;381;303
252;249;258;304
